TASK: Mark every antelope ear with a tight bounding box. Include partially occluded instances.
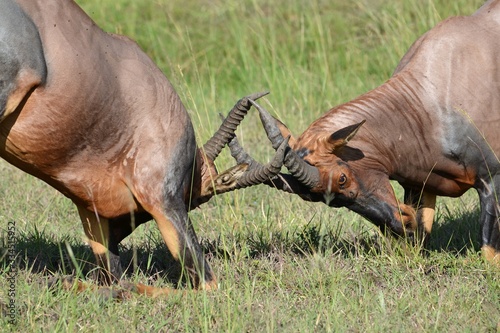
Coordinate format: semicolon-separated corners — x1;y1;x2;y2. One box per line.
327;120;366;150
273;116;297;149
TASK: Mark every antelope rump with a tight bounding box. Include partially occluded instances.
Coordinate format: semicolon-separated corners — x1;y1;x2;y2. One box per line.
0;0;285;296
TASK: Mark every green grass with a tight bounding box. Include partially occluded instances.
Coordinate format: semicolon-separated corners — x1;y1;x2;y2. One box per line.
1;0;499;331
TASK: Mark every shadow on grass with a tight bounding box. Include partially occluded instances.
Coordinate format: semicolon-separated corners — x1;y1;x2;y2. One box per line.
0;207;483;286
237;206;483;260
427;208;482;255
0;228;186;287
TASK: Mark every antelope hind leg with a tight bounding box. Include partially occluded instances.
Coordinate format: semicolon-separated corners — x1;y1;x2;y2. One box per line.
478;179;500;265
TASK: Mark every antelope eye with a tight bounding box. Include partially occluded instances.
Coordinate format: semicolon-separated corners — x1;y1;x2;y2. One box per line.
338;173;347;188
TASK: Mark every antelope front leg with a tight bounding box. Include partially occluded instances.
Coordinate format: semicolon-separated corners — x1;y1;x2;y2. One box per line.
417;192;437;236
151;197;217;292
404;189;436;246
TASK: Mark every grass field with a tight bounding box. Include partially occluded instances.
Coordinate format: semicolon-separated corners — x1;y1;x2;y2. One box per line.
1;0;499;331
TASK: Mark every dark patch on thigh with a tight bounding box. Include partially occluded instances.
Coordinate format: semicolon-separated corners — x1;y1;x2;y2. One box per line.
0;0;46;117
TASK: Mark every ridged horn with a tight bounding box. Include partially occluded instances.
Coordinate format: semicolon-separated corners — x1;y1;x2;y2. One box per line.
249;99;321;189
202;91;269;161
228;134;256;166
228;135;311;196
234;136;289;188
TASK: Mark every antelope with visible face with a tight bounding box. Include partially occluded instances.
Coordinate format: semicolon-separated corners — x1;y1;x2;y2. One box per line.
1;0;286;296
233;0;500;263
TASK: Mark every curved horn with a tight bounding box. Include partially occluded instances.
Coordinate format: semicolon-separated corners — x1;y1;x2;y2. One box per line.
202;135;287;200
249;99;321;189
234;136;289;188
227;124;260;169
228;135;316;198
202;91;269;161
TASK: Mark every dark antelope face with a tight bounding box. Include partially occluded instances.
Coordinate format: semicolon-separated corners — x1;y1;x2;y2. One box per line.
252;101;417;237
299;141;417;236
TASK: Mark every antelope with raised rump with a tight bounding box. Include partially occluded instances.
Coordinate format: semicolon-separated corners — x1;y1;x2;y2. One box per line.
0;0;285;296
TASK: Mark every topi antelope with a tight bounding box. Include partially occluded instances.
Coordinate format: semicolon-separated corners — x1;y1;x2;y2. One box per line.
0;0;286;296
232;0;500;263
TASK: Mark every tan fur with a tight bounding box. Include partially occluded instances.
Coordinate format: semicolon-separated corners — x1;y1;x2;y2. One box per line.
482;245;500;264
153;215;181;261
78;207;110;256
418;192;436;234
